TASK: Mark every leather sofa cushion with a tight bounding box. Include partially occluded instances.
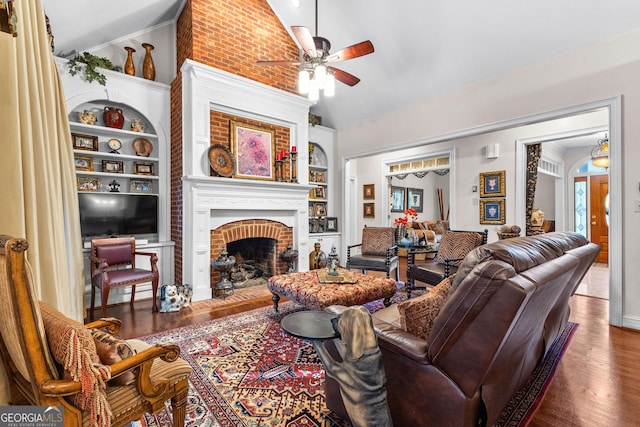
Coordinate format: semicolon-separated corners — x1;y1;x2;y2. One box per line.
398;277;452;339
434;231;484;266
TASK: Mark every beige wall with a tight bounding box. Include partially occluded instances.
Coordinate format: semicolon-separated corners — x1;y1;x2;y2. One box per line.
337;29;640;327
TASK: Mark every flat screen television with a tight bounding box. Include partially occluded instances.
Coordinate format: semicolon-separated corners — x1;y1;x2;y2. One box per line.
78;193;158;238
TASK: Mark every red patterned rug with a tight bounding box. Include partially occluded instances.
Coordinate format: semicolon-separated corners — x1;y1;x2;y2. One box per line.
135;297;576;427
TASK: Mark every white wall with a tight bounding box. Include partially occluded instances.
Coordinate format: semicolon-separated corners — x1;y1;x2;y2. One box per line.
533;173;557;220
88;22;176;85
337;29;640;325
348;111;607;243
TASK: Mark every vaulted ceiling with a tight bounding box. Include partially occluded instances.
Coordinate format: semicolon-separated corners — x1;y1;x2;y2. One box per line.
42;0;640;130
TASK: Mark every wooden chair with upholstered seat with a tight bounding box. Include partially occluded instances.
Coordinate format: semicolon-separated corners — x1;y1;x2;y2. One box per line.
90;237;159;318
406;229;488;297
346;227;399;281
0;234;191;427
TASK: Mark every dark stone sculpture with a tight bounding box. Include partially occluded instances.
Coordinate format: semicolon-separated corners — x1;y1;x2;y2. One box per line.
313;306;393;427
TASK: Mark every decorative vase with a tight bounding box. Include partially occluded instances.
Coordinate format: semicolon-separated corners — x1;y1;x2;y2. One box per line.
399;236;412;247
142;43;155;81
124;46;136;76
309;243;327;270
103;106;124;129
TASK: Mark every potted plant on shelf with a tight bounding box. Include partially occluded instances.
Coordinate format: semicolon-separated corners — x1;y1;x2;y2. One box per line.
67;52;122;86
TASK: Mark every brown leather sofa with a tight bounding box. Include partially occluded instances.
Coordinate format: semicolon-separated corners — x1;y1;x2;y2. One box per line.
324;232;599;426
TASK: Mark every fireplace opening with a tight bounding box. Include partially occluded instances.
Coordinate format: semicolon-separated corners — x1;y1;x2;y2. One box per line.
227;237;277;289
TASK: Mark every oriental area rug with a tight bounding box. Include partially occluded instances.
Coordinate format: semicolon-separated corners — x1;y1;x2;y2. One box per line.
134;299;577;427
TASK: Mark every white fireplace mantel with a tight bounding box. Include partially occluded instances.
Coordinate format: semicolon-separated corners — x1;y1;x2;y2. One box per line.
180;60;315;302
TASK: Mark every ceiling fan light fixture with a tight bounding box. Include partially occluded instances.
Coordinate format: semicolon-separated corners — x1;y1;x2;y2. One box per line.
314;64;327;86
324;71;335;97
590;133;610;169
298;68;310;94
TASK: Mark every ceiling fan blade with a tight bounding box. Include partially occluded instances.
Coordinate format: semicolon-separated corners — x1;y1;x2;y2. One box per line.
326;40;374;62
328;67;361;87
292;26;318;58
257;60;303;66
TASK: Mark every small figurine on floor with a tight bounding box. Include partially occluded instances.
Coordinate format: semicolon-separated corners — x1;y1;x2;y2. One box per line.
159;284;190;312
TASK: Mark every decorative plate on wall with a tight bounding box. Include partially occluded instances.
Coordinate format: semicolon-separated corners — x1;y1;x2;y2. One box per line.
208;144;235;177
132;138;153;157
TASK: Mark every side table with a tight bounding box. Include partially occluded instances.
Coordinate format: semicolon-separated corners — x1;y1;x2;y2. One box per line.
280;311;339;340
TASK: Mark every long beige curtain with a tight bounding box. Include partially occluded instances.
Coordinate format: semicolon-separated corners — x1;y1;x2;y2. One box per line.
0;0;84;403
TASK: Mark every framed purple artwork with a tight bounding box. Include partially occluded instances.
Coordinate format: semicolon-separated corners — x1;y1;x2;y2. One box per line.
230;121;275;180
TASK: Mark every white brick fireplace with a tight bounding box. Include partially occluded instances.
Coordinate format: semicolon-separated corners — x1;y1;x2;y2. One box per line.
180;60;314;302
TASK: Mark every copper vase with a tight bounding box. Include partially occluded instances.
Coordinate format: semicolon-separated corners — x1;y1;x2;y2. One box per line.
124;46;136;76
142;43;155;81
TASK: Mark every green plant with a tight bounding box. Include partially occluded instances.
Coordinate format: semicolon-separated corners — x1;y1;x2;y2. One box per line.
67;52;122;86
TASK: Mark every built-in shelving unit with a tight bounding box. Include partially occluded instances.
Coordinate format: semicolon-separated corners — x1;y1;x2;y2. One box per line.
308;125;341;260
70;102;160;195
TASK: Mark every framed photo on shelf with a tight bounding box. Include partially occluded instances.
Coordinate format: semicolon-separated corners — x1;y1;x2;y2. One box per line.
407;188;424;213
72;133;98;151
130;179;153;193
134;162;154;175
313;202;327;217
314;187;326;199
102;160;123;174
309;217;324;233
76;177;100;192
479;170;506;198
479;199;505;225
363;202;375;219
390;186;406;212
315;171;326;183
74;157;93;171
325;217;338;232
363;183;375;200
230;120;275;180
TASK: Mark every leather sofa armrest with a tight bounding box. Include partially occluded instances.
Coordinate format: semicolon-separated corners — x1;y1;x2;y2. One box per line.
373;317;431;364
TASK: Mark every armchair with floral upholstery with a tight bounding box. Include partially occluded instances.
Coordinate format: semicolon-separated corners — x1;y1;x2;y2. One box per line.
0;234;191;427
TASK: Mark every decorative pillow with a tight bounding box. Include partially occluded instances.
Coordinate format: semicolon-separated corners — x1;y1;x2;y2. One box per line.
434;231;483;266
91;329;136;386
39;302;111;427
361;227;395;256
398;277;452;339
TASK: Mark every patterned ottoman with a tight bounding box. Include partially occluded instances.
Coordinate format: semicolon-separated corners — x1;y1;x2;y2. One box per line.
267;268;397;312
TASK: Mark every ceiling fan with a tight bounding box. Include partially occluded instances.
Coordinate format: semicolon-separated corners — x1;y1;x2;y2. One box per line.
257;0;374;99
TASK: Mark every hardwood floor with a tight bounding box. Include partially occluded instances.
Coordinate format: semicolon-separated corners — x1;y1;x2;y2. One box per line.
94;260;640;426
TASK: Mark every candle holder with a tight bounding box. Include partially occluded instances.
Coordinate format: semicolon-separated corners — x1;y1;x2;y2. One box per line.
211;249;236;298
275;158;285;182
290;150;298;183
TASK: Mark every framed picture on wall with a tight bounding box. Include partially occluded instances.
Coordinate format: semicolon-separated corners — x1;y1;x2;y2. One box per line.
407;188;424;213
390;186;405;212
363;184;375;200
230;120;275;180
479;199;505;224
363;202;375;218
479;170;506;197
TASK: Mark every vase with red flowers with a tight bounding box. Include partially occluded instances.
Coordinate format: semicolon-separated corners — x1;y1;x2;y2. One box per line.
394;207;418;245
